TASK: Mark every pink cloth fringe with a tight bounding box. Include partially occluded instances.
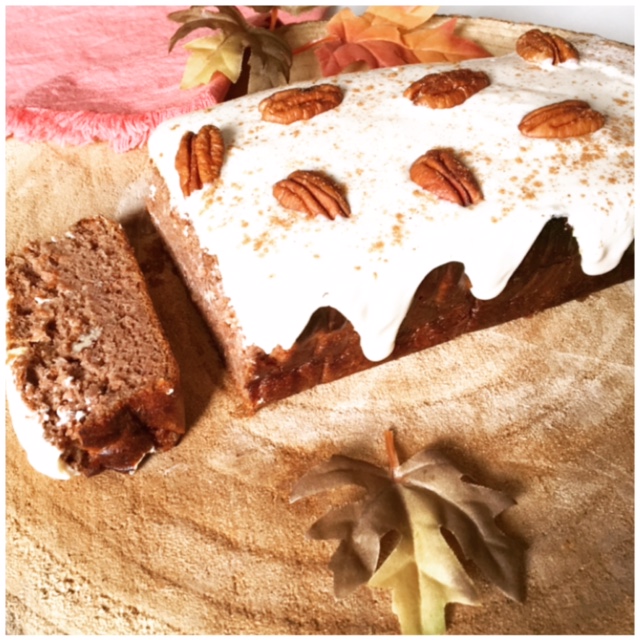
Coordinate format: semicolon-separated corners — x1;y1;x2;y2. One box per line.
6;84;230;153
6;6;326;152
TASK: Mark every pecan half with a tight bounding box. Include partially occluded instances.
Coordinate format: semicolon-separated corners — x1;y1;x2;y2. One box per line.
519;100;605;139
259;84;343;124
410;149;482;207
516;29;579;65
175;125;225;197
273;170;350;220
404;69;490;109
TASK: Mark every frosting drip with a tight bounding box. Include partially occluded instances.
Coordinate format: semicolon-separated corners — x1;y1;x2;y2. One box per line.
148;35;634;362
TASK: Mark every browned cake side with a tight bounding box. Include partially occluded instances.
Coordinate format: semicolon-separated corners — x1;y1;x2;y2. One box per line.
146;172;634;411
6;215;186;476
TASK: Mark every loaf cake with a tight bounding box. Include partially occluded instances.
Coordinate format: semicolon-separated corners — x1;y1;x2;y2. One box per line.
146;28;634;411
5;216;185;478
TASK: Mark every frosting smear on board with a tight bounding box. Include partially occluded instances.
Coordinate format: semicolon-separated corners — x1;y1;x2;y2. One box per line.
148;34;634;362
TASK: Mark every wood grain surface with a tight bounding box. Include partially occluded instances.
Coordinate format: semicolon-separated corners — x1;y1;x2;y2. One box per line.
5;18;634;635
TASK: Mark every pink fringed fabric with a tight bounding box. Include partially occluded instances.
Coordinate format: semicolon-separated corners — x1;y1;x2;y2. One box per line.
6;6;325;152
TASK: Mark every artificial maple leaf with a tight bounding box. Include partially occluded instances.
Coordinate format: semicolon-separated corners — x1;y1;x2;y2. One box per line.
246;6;324;31
168;6;292;90
247;6;322;18
315;8;419;76
314;7;492;77
366;5;439;31
369;489;478;634
404;17;493;63
291;431;524;634
180;35;245;89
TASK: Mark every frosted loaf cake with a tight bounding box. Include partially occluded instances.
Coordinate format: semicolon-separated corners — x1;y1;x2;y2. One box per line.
146;29;634;410
5;216;185;478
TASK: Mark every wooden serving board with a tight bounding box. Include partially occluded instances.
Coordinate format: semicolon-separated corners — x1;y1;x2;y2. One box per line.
5;18;633;634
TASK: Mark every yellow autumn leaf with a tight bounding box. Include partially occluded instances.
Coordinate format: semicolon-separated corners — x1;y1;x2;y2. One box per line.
169;6;293;91
369;487;478;635
181;34;245;89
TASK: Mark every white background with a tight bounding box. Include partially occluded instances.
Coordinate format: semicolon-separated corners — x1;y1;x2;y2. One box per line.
336;5;635;45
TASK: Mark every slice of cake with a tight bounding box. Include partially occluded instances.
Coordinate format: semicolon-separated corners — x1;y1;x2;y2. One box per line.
5;216;185;478
146;28;634;411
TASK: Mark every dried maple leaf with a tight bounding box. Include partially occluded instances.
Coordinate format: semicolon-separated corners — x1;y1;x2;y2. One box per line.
291;431;524;634
314;7;492;76
168;6;292;90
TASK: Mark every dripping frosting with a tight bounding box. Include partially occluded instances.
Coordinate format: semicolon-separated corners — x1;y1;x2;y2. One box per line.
148;34;634;362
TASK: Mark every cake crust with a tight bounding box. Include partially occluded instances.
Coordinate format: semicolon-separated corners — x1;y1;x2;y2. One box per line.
147;171;633;409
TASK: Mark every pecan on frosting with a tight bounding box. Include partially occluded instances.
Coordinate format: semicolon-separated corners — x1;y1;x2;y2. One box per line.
175;125;225;197
259;84;344;125
519;100;605;139
410;149;483;207
273;170;350;220
404;69;490;109
516;29;579;65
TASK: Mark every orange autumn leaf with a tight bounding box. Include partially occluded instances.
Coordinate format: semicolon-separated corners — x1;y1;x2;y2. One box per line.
314;7;492;77
315;41;415;76
316;9;419;76
366;5;439;31
405;17;493;63
331;10;406;48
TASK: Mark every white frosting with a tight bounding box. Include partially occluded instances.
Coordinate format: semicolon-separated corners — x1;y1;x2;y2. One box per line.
5;360;74;480
148;35;634;362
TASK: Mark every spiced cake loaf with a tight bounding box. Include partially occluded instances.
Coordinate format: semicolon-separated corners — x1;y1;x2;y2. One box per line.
5;216;185;478
146;28;634;411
